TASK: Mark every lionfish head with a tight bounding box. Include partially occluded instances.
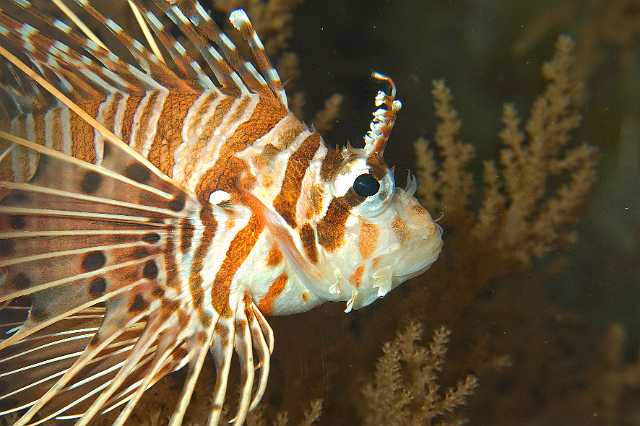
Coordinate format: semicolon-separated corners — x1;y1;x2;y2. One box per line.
316;73;443;311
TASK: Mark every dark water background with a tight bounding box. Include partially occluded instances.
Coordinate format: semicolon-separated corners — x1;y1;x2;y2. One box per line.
276;0;640;424
2;0;638;425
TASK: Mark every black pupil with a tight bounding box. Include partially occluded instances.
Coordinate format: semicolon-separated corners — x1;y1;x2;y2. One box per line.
353;174;380;197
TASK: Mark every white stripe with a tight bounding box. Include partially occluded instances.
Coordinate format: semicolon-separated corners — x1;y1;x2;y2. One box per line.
181;90;217;144
186;95;260;190
190;61;216;90
102;68;129;91
105;19;123;33
230;72;249;95
113;94;129;138
174;41;187;55
170;6;190;25
173;91;222;183
93;95;117;164
244;62;267;86
251;32;265;51
60;107;72;156
266;68;280;83
239;124;312;203
295;142;328;225
199;203;252;315
233;113;302;189
128;93;152;149
10;117;25;182
146;12;164;30
52;41;70;53
25;114;38;177
195;3;211;21
207;46;224;62
219;34;236;51
140;89;169;157
132;39;146;52
44;108;57;149
53;19;72;33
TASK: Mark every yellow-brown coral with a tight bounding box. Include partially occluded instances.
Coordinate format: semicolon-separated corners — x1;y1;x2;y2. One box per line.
415;35;596;268
360;323;478;426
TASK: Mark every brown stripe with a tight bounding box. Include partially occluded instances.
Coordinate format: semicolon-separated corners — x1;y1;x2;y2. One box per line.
299;223;318;263
8;118;25;183
211;212;265;316
317;189;365;251
350;265;365;288
359;220;379;259
34;112;45;149
50;109;64;151
366;153;388;180
257;273;287;315
71;100;101;163
100;93;122;133
132;91;161;152
320;147;344;181
196;96;287;197
273;115;306;150
188;205;217;320
147;92;200;176
119;96;143;146
273;133;321;228
306;184;325;220
391;215;410;243
181;97;235;182
179;218;194;253
188;92;218;138
266;245;282;266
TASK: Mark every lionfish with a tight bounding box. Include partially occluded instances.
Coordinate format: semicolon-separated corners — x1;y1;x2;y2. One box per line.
0;1;443;424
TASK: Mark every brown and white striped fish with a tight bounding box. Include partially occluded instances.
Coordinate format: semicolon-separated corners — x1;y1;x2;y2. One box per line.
0;1;443;424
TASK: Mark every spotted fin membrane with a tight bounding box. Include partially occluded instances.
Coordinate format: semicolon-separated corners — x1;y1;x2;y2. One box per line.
0;1;283;424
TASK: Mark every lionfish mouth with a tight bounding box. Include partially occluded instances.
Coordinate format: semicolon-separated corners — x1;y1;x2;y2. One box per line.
392;223;444;282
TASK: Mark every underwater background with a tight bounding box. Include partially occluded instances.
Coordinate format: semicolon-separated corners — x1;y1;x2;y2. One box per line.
2;0;637;424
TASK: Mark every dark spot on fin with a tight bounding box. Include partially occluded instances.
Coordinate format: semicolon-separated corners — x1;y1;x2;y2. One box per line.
90;333;101;346
169;195;185;212
0;240;15;257
89;277;107;296
142;233;161;244
30;308;47;322
143;260;158;280
10;216;26;229
4;191;28;204
125;163;150;184
13;273;30;290
129;294;149;312
132;248;149;259
82;251;106;271
81;171;102;194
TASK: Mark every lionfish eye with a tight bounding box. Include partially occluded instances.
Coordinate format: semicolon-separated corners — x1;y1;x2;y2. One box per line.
353;173;380;197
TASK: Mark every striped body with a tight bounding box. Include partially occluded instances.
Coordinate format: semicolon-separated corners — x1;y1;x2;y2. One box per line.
3;90;358;319
2;87;443;316
0;2;443;425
